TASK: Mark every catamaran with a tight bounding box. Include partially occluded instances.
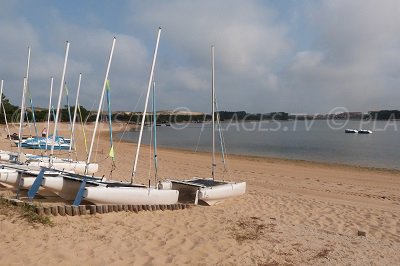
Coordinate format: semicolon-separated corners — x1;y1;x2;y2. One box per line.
82;28;179;205
0;44;98;192
37;29;179;205
159;45;246;205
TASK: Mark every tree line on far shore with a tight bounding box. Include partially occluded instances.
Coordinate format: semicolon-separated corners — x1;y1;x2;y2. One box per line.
1;93;399;124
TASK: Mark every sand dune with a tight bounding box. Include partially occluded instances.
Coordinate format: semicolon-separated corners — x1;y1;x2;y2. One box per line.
0;122;399;265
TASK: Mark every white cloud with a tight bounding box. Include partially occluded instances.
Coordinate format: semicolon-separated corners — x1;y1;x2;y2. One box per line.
280;0;400;112
125;1;291;112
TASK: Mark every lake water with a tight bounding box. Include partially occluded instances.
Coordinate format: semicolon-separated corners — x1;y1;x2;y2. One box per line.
117;120;400;170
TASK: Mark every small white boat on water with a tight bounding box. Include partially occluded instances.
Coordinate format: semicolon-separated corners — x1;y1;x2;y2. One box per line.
358;129;373;134
345;129;358;133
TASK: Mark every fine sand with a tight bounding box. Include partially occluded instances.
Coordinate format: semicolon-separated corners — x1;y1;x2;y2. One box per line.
0;122;399;265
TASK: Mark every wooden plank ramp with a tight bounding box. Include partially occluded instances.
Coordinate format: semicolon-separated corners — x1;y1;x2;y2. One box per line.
2;197;188;216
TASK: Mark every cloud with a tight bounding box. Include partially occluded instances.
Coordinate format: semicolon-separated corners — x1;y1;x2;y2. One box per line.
125;0;291;112
1;1;400;114
280;0;400;113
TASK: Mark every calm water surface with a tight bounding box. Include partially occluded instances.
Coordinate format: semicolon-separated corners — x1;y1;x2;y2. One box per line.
117;120;400;170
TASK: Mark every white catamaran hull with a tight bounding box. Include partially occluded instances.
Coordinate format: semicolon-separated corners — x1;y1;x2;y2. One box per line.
41;176;92;200
28;161;98;175
0;170;37;189
197;182;246;205
83;186;179;205
0;153;11;161
0;169;19;187
161;179;246;206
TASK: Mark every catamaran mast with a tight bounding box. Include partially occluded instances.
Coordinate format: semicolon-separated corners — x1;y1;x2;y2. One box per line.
17;78;27;161
86;38;116;172
69;73;82;155
17;47;31;161
211;45;216;180
0;80;11;142
26;46;31;82
45;77;54;151
50;41;70;157
131;27;161;184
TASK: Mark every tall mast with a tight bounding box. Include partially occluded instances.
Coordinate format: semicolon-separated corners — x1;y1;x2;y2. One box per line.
51;41;70;156
211;45;216;180
17;47;31;161
131;27;161;183
69;73;82;154
17;78;27;160
0;80;11;142
45;77;54;151
64;82;73;153
86;37;116;170
26;46;31;82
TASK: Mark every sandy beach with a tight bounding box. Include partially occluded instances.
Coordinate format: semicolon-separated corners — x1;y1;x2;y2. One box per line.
0;122;399;265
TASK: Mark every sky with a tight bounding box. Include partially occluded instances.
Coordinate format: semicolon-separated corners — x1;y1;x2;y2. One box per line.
1;0;400;114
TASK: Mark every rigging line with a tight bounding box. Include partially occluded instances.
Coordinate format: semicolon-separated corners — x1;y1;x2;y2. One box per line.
64;83;74;159
115;82;147;149
105;80;116;177
69;74;82;161
72;132;79;161
26;87;43;155
70;121;79;161
77;104;88;157
149;119;153;187
45;77;53;153
25;110;33;137
105;80;115;162
194;114;208;152
152;81;158;184
83;96;99;161
80;96;98;158
94;95;106;163
215;100;230;175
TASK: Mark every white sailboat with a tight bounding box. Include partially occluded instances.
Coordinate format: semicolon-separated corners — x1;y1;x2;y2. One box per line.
82;27;179;205
0;44;97;192
38;40;112;198
27;72;98;174
160;45;246;205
